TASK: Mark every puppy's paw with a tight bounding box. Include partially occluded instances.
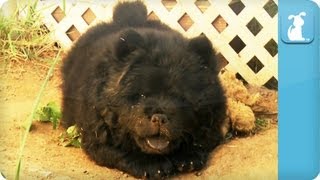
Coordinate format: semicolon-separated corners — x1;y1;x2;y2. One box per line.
175;159;204;172
143;160;174;179
120;155;174;179
171;151;207;173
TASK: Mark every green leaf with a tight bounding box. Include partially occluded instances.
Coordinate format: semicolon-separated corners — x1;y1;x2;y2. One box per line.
255;118;269;130
59;125;81;148
35;101;61;129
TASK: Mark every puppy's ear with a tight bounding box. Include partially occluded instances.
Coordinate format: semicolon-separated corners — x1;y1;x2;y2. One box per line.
115;29;144;60
299;12;306;17
188;35;214;65
288;15;294;20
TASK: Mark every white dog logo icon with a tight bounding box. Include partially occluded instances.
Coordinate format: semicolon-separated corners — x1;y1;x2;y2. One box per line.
287;12;307;41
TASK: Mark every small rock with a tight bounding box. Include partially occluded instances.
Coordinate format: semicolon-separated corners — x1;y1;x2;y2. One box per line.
195;172;202;176
28;166;52;178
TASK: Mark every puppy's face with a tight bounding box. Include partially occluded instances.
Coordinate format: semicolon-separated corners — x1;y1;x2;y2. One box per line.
101;29;224;154
114;67;199;154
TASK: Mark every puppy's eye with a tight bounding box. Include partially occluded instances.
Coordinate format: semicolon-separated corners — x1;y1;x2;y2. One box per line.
180;97;191;107
140;94;146;99
129;93;147;103
201;65;208;69
129;94;141;102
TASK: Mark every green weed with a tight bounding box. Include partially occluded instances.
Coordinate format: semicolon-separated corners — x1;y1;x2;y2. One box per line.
35;101;61;129
0;0;57;64
15;50;61;180
255;118;270;131
59;125;82;148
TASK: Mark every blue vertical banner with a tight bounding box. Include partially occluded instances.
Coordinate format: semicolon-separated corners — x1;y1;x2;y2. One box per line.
279;0;320;179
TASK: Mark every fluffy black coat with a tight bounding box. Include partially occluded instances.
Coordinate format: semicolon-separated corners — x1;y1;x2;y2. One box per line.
61;1;226;179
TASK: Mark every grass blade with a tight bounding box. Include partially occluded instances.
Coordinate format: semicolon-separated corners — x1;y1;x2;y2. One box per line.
14;50;61;180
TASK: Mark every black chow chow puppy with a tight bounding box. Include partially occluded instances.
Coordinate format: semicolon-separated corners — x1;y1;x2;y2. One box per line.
61;1;226;179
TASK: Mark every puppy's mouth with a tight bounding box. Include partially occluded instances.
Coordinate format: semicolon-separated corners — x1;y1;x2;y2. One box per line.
145;136;169;150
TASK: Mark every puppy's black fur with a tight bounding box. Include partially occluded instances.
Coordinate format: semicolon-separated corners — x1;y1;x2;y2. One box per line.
61;1;226;178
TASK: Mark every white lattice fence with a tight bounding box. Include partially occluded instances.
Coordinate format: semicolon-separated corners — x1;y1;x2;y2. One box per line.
36;0;278;87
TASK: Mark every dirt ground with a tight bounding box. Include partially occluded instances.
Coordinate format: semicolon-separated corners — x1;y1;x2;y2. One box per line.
0;62;277;180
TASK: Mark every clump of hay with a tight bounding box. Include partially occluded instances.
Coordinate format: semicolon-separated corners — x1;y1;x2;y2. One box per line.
219;70;278;135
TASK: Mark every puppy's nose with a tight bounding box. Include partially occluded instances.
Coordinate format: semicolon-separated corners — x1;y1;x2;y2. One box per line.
151;114;168;125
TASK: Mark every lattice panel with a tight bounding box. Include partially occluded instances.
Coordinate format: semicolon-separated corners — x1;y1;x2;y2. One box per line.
36;0;278;87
